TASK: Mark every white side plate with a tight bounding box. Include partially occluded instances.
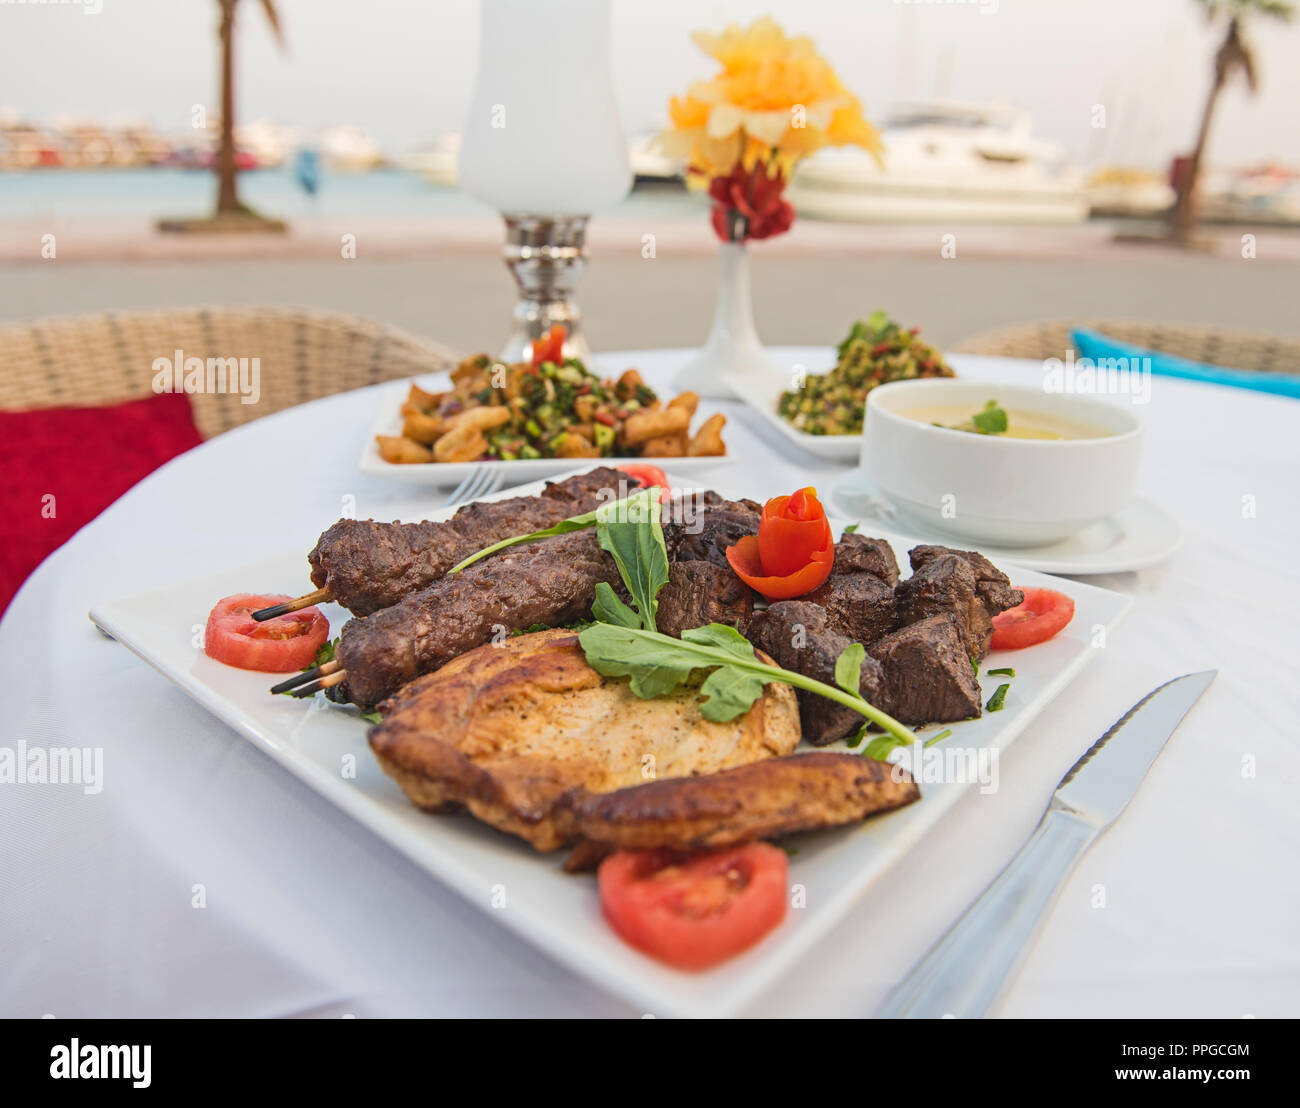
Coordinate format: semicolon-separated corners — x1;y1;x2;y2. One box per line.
724;370;863;460
89;470;1131;1018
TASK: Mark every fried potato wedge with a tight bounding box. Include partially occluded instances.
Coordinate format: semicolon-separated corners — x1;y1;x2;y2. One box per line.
377;434;434;464
622;406;690;447
687;411;727;456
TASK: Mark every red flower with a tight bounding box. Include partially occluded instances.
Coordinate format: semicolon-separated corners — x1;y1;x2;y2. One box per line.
708;161;795;243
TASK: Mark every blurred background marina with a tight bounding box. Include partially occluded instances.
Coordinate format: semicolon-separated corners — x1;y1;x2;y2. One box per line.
1;0;1297;352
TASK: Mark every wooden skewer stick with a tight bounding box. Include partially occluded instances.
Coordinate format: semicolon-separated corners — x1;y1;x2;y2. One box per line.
252;587;334;622
290;669;348;698
268;658;341;696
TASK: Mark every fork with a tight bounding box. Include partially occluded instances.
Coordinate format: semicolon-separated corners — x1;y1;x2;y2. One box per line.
444;465;505;508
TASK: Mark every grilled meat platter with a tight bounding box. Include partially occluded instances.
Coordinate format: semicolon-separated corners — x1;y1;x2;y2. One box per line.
203;466;1064;972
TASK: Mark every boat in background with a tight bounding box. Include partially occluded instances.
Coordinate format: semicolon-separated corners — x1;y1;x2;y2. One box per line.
1087;166;1175;218
628;131;684;187
788;99;1088;224
402;132;461;187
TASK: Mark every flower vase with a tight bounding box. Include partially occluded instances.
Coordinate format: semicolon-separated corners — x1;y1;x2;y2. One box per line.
673;241;784;399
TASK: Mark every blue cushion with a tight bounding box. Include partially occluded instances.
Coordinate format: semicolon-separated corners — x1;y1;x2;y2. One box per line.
1071;328;1300;401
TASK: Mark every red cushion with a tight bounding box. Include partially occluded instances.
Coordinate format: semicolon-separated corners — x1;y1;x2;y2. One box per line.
0;391;203;615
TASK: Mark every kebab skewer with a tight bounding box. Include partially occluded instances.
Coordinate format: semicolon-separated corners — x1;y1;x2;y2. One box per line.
251;466;631;621
274;496;764;710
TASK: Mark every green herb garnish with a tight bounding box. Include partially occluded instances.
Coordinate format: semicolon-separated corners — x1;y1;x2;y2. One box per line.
593;487;668;633
986;667;1016;677
448;487;660;575
862;732;912;761
309;637;338;669
923;728;953;748
579;622;916;746
940;399;1009;436
986;683;1010;712
842;522;860;535
971;400;1009;434
360;711;382;724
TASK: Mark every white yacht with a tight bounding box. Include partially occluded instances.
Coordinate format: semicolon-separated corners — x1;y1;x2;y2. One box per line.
788;99;1088;224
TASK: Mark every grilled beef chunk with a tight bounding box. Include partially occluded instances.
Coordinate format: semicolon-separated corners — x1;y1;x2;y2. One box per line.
338;529;621;710
747;601;887;746
308;466;628;615
867;615;982;724
833;533;900;586
803;570;896;645
655;560;753;637
909;544;1024;619
663;498;761;568
893;554;994;662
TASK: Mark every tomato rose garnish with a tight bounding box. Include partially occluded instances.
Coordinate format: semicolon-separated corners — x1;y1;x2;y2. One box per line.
757;487;833;577
599;844;788;971
725;486;834;600
204;593;329;672
726;535;833;600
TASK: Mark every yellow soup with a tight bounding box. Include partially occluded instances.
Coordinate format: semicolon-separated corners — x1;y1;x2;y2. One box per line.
902;404;1110;441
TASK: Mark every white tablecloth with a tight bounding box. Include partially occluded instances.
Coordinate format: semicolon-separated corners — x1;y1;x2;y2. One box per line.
3;347;1298;1018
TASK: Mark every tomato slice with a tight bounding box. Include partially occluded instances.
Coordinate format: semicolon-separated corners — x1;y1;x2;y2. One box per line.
726;533;834;601
598;844;788;971
530;323;566;367
616;463;671;503
204;593;330;673
990;587;1075;650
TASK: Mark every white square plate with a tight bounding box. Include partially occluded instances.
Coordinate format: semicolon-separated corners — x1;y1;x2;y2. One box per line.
360;382;738;486
89;471;1131;1018
723;369;864;461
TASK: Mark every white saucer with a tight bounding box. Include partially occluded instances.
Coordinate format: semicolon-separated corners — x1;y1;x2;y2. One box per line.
830;468;1185;576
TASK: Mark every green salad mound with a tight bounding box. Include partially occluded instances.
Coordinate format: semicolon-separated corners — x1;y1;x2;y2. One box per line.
779;311;954;436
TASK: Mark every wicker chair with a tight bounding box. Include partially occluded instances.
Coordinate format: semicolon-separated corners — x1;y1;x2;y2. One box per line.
951;319;1300;375
0;307;460;439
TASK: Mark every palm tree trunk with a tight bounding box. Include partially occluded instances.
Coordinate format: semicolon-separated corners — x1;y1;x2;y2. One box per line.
1169;16;1238;244
216;0;240;216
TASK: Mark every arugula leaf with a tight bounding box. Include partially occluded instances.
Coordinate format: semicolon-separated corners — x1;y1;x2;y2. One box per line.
594;488;668;632
360;711;383;724
679;622;754;654
591;582;641;629
447;485;663;579
578;622;916;745
577;622;699;700
863;733;911;761
448;508;601;573
834;642;865;696
697;666;768;723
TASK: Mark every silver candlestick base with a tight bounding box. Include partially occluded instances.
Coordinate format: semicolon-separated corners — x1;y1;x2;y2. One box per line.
499;214;593;365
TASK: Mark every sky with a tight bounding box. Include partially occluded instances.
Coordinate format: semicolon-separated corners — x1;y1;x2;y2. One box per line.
0;0;1297;169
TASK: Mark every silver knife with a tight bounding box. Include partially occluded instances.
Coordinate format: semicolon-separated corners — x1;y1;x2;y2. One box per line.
877;669;1217;1019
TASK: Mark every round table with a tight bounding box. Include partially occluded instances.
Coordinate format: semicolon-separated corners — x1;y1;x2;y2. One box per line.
3;347;1296;1018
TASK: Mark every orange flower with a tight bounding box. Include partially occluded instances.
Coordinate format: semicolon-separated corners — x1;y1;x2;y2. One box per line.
657;17;882;184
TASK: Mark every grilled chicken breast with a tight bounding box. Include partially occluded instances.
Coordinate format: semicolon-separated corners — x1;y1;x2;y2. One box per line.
565;753;920;864
367;629;801;851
